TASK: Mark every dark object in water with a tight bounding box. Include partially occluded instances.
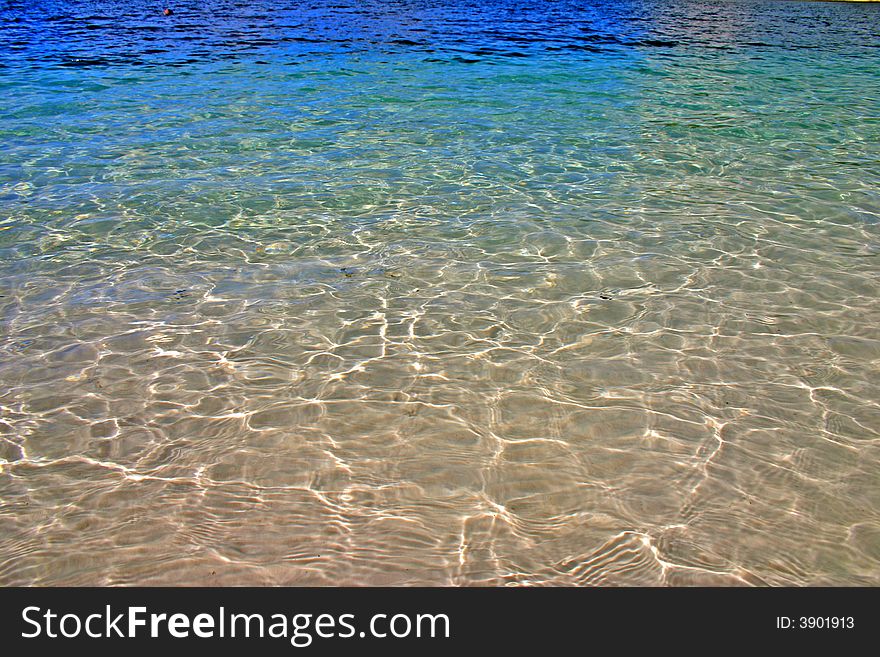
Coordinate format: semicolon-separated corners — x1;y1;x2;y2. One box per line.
163;8;174;16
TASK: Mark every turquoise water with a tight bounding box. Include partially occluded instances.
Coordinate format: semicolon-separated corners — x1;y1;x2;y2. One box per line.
1;0;880;585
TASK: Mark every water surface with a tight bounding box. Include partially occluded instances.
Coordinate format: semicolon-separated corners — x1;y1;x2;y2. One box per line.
1;0;880;585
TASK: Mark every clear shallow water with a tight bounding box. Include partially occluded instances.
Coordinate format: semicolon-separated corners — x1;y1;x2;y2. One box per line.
1;0;879;585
